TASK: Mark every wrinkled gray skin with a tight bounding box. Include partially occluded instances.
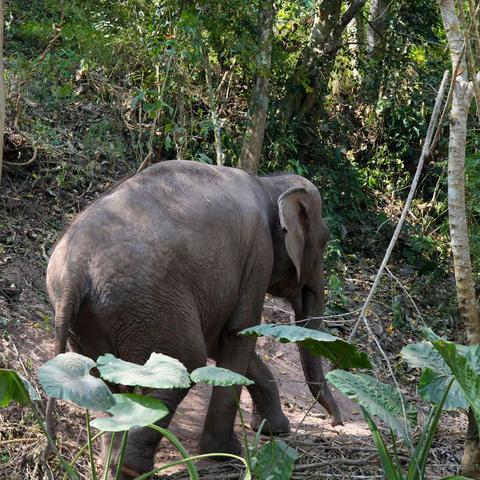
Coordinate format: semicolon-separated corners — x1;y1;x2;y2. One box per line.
45;160;342;479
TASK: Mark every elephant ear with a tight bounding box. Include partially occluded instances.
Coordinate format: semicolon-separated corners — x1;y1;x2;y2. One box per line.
278;186;310;283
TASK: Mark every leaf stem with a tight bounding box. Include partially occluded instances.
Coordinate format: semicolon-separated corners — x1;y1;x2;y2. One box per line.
147;425;199;480
86;410;98;480
115;431;129;480
62;431;104;480
134;453;251;480
103;432;115;480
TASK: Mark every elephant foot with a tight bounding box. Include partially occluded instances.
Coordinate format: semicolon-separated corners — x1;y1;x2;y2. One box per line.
104;465;142;480
250;411;290;435
199;432;242;460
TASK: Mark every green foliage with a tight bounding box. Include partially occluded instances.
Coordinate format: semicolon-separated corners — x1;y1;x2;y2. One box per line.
0;370;39;407
326;274;349;313
251;439;299;480
240;324;372;369
432;340;480;427
401;342;469;410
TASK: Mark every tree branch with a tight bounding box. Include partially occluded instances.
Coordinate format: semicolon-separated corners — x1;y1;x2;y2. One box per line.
326;0;367;53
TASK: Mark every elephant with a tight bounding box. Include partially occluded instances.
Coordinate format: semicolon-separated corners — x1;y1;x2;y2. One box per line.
45;159;342;479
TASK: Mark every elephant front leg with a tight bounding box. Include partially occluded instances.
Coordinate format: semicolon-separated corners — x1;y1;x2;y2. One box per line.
199;332;257;456
247;352;290;434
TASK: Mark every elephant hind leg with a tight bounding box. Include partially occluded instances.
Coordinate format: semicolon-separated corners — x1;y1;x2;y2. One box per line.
103;312;207;479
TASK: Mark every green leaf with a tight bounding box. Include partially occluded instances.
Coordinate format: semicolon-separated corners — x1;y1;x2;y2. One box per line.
130;90;145;108
421;327;442;342
433;340;480;426
19;373;40;402
97;352;191;390
39;353;115;411
190;366;254;386
252;439;298;480
326;370;416;442
240;324;371;369
442;476;475;480
418;368;468;410
90;393;169;432
408;378;453;480
401;342;468;409
0;369;39;407
362;408;401;480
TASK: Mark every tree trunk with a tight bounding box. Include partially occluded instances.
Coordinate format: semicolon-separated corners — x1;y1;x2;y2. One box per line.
448;80;478;341
355;9;366;57
438;0;480;476
361;0;388;100
0;0;4;184
366;0;388;60
280;0;366;138
238;0;274;174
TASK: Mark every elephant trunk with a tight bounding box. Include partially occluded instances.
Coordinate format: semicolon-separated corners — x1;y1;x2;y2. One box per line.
296;289;343;427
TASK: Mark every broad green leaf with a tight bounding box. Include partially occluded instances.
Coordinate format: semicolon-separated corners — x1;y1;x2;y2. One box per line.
190;366;254;386
418;368;468;410
326;370;416;442
252;439;298;480
433;340;480;426
0;369;39;407
97;352;191;389
240;324;371;369
90;393;169;432
401;342;468;409
39;352;115;411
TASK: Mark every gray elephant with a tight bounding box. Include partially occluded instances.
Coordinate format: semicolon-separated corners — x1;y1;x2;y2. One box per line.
45;160;342;479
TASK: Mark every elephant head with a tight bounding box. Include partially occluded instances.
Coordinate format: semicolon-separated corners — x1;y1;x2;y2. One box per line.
261;176;343;426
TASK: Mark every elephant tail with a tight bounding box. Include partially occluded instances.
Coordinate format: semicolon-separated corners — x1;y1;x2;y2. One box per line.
53;291;76;356
44;290;77;459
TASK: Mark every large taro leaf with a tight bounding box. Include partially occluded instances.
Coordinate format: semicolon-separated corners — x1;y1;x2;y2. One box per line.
0;369;39;407
401;342;468;410
39;352;115;411
326;370;416;442
90;393;169;432
252;439;298;480
240;324;371;369
96;352;191;390
433;340;480;426
190;366;254;386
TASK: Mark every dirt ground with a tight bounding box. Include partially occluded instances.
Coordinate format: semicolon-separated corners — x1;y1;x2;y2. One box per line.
0;174;468;479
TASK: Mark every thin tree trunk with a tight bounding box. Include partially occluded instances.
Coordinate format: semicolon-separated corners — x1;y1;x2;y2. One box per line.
438;0;480;476
355;9;366;56
238;0;274;174
0;0;4;184
198;34;224;166
366;0;388;59
448;81;478;341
